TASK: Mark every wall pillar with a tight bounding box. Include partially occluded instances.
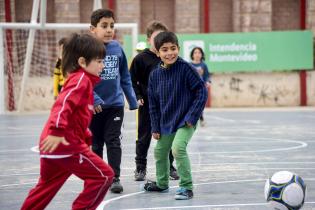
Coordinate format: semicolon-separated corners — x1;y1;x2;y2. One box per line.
233;0;272;32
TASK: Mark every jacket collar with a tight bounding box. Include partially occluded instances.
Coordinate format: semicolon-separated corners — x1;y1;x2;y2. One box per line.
77;68;101;86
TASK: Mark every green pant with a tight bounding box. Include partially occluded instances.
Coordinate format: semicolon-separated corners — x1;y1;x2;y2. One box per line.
154;125;195;190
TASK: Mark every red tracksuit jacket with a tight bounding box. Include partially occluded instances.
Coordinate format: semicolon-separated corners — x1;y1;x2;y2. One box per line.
40;69;100;155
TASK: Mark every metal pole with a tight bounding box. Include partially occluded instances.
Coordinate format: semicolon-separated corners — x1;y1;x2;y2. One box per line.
93;0;102;10
40;0;47;27
0;28;5;114
18;0;40;112
131;23;138;58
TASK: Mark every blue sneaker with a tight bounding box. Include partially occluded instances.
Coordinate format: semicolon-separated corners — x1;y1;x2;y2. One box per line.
174;187;193;200
143;180;169;193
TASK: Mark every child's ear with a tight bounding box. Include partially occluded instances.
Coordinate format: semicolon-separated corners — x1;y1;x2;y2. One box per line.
89;25;95;33
78;57;86;68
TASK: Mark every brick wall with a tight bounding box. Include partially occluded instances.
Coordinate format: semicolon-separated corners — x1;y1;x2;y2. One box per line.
210;0;233;32
116;0;140;23
55;0;80;23
175;0;200;33
0;0;5;22
307;0;315;34
140;0;174;33
233;0;272;32
272;0;300;30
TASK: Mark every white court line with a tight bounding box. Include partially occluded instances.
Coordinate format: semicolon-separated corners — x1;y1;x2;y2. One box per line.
0;148;31;153
2;167;315;180
0;182;38;188
31;146;39;152
0;134;38;138
29;137;308;155
0;173;38;177
96;178;315;210
2;162;314;178
121;201;315;210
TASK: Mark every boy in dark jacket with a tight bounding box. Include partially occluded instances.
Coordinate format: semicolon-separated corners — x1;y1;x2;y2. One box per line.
90;9;138;193
130;21;179;181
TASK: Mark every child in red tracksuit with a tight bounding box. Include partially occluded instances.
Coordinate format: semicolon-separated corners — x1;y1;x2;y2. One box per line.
21;33;114;210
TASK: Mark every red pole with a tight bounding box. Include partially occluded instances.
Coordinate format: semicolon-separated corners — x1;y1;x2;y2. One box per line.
4;0;15;111
299;0;307;106
203;0;211;107
108;0;115;11
203;0;210;33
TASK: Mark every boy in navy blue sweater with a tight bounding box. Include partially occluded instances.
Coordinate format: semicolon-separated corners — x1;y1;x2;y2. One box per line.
90;9;138;194
144;31;207;200
130;21;179;181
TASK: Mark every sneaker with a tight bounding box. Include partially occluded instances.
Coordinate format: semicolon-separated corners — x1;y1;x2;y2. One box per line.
170;168;180;180
134;169;146;181
110;177;123;193
174;187;193;200
143;180;169;193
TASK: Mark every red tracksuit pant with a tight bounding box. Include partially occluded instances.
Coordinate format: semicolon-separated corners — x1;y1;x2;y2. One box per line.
21;150;114;210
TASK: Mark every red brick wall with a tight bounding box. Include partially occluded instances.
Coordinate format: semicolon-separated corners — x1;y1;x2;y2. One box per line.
272;0;300;30
308;0;315;34
210;0;233;32
140;0;174;33
14;0;55;22
175;0;200;33
0;0;6;22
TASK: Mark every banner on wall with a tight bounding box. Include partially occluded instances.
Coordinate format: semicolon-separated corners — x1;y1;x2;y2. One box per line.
123;30;314;73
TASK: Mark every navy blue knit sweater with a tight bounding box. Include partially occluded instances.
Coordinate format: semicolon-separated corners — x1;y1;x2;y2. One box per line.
148;57;208;135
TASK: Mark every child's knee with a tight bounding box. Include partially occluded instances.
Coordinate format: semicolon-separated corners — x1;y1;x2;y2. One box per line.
171;144;186;158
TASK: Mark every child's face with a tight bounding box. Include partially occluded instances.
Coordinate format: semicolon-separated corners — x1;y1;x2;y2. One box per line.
81;58;104;76
90;17;115;44
192;49;202;62
157;42;179;67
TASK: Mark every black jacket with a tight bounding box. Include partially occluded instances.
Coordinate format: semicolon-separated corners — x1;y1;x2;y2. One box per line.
130;48;160;100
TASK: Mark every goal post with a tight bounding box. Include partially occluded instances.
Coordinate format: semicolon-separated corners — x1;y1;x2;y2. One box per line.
0;22;138;114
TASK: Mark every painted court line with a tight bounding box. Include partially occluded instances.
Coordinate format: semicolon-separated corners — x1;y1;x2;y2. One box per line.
121;201;315;210
96;179;315;209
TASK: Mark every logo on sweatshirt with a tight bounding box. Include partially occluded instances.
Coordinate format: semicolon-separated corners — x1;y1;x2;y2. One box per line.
114;117;121;121
100;55;119;80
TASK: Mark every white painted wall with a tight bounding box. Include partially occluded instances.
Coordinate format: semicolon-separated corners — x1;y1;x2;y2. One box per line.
4;71;315;112
211;71;315;107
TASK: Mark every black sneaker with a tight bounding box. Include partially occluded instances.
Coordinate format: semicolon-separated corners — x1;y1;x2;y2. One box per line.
110;177;123;193
134;169;146;181
174;187;193;200
170;168;180;180
143;180;169;193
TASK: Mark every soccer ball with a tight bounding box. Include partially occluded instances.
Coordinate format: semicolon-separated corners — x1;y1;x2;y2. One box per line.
264;171;306;210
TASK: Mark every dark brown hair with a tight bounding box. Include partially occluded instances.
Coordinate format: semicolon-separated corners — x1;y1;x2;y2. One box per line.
61;33;105;76
58;37;66;46
190;47;205;61
154;31;178;51
90;9;115;27
146;21;168;38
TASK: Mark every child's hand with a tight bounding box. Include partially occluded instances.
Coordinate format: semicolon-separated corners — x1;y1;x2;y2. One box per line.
94;105;103;114
40;135;69;153
152;132;160;140
137;99;144;106
186;122;193;128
